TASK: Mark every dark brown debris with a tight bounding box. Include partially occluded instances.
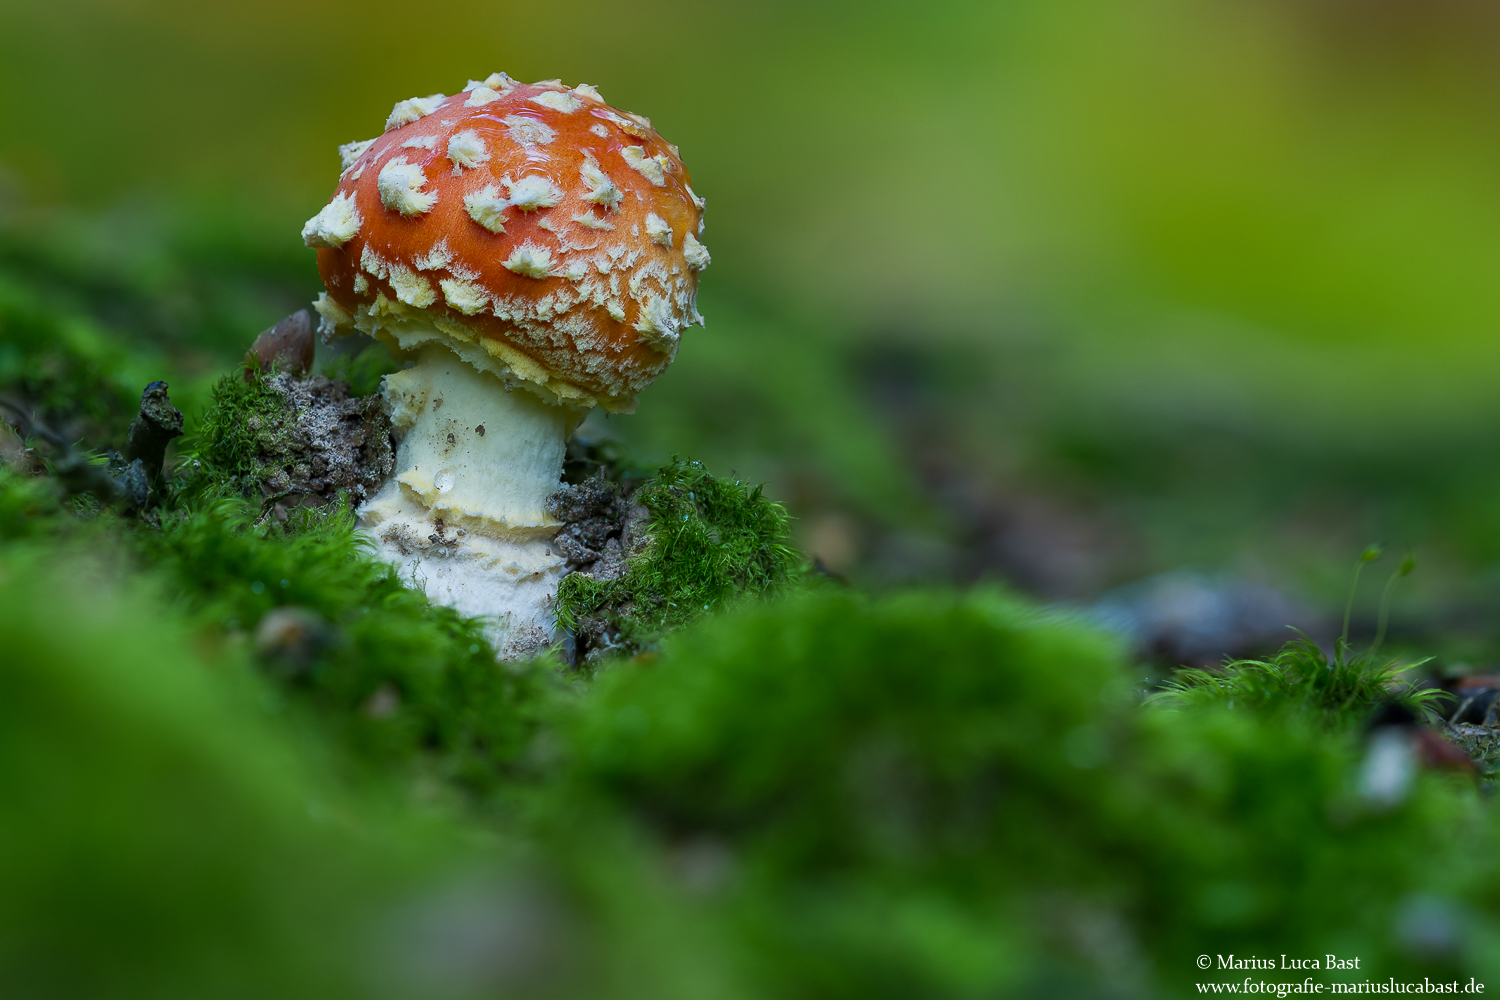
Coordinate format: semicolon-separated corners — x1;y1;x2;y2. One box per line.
1;383;184;513
123;380;184;488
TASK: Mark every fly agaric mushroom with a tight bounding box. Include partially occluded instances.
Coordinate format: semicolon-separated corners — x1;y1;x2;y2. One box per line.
303;74;708;658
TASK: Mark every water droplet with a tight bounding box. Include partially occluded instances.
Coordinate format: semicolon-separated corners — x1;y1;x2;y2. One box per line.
435;471;455;492
251;581;265;594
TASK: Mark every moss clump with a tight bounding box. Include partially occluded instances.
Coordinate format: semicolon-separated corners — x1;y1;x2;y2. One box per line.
187;367;392;505
554;460;803;655
141;495;563;797
190;369;296;496
0;546;503;1000
1155;635;1442;727
560;590;1487;998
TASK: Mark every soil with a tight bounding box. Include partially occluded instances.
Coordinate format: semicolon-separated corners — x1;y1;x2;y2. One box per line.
261;372;394;506
545;471;651;663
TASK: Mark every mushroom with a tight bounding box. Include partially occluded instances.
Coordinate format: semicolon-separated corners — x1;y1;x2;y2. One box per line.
302;74;709;659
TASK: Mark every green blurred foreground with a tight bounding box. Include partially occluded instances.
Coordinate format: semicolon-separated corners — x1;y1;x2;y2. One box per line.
5;484;1499;998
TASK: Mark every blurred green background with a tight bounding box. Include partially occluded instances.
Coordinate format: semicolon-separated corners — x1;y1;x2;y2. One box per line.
5;0;1500;648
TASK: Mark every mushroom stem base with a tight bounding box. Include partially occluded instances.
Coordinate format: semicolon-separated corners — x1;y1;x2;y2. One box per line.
359;482;566;660
356;342;571;659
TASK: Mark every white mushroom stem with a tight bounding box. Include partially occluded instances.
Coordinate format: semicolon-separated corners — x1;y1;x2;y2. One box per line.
358;343;573;659
381;345;566;529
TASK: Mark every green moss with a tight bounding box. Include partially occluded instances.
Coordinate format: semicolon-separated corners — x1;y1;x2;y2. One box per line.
555;460;804;652
0;465;62;540
186;368;295;496
560;590;1493;997
141;495;566;799
1154;635;1442;726
0;545;548;1000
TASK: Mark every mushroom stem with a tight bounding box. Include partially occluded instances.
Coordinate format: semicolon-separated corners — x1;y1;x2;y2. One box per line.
383;345;568;532
358;344;573;658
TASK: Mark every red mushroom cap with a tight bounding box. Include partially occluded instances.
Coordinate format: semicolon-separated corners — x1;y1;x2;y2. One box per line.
303;75;708;412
